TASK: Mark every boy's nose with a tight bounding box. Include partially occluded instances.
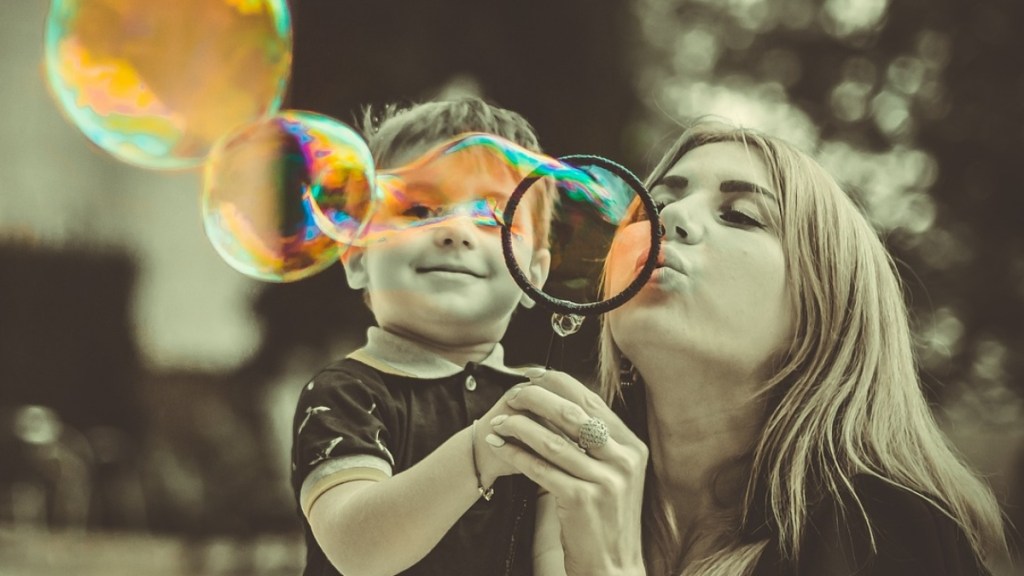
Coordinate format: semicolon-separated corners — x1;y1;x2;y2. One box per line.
432;217;476;249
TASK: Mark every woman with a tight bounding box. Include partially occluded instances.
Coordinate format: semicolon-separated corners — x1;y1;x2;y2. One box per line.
485;121;1009;575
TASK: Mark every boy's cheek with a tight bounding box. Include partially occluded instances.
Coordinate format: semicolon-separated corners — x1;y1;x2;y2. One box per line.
337;244;362;264
505;239;537;271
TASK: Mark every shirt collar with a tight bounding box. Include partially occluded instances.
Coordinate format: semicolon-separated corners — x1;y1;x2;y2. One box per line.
347;326;523;379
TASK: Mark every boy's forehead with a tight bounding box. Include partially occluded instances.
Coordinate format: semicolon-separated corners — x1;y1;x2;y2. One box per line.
379;139;437;170
385;143;526;201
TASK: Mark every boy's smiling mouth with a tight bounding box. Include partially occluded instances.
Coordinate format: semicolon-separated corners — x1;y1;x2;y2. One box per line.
416;264;486;278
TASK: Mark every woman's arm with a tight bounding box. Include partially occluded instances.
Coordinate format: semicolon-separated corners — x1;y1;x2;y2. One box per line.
489;368;649;576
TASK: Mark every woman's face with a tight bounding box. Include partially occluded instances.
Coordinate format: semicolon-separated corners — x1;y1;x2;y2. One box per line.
607;141;795;379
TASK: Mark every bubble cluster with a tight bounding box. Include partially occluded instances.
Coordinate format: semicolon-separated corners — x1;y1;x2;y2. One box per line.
41;1;655;299
44;0;292;170
204;125;650;298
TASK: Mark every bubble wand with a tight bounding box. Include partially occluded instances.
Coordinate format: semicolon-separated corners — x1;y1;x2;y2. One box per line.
500;155;661;369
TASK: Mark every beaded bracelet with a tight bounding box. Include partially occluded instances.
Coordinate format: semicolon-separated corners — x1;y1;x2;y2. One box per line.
471;419;494;501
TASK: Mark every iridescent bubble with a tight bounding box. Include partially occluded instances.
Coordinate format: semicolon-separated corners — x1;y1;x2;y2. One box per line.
337;133;553;245
324;132;652;310
319;133;572;297
44;0;292;170
202;110;374;282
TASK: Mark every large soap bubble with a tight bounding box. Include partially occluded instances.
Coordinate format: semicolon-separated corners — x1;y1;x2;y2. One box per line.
44;0;292;170
313;133;552;248
319;132;657;311
202;110;375;282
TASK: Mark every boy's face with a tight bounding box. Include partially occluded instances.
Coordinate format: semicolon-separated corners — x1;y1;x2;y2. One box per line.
343;142;550;347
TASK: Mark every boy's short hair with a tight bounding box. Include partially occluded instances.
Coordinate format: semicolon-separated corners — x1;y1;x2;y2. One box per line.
361;98;542;167
359;97;554;251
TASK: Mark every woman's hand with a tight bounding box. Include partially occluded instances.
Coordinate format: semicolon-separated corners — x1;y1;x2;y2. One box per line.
471;381;535;490
487;368;649;576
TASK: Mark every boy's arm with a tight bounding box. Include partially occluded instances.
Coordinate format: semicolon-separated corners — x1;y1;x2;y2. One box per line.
307;425;498;576
533;491;568;576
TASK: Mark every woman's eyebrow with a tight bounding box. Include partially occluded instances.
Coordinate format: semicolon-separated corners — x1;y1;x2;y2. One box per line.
654;174;688;190
721;179;777;202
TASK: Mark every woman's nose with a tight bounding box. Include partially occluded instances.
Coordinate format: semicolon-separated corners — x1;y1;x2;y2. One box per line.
658;200;703;244
432;217;477;249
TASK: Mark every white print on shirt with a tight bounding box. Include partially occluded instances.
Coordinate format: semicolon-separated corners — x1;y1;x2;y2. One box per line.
309;436;345;467
375;429;396;467
298;406;330;435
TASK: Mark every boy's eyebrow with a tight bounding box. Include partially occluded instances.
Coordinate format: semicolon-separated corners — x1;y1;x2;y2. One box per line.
396;184;441;204
400;181;513;207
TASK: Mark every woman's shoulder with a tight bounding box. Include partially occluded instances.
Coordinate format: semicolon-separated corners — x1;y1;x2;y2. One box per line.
794;474;988;575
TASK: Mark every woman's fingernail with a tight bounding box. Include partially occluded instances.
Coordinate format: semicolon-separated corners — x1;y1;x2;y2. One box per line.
490;414;508;426
523;367;546;380
506;388;521;403
485;433;506;447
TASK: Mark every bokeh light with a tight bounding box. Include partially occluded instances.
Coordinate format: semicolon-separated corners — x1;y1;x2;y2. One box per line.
44;0;292;170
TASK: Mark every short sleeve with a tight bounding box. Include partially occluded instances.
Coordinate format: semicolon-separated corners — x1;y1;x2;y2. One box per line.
291;362;398;516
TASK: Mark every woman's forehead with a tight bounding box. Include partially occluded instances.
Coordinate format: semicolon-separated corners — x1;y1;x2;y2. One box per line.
667;141;773;188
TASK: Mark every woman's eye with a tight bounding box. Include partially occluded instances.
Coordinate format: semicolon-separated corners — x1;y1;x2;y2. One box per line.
721;208;765;228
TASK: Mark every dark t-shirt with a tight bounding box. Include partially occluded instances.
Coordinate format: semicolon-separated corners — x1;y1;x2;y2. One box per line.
291;342;536;576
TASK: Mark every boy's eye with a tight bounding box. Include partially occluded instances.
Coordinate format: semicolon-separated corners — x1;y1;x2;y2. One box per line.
401;203;438;219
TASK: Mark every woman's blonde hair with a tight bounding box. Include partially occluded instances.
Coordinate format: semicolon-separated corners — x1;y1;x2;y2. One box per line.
598;120;1007;575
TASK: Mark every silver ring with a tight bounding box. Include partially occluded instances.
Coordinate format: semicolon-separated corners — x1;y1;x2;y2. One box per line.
578;417;609;451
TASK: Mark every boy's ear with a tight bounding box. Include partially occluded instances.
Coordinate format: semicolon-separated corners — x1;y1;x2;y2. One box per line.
341;249;369;290
519;248;551;309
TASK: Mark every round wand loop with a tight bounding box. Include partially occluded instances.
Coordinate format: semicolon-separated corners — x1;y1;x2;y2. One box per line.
500;154;660;317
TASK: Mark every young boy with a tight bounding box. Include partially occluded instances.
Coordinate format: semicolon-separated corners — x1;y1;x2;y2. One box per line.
290;97;554;576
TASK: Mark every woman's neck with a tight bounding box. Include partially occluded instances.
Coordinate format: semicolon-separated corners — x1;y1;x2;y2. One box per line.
638;358;765;534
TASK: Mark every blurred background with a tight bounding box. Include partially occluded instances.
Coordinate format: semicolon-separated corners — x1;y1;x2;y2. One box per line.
1;0;1022;574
